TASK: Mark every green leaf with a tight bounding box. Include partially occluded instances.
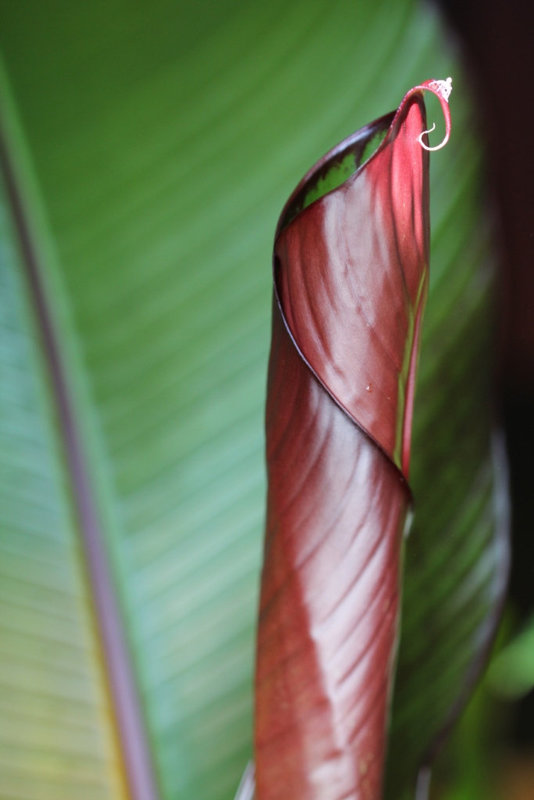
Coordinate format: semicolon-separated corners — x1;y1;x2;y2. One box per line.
0;153;125;799
0;2;507;799
488;616;534;699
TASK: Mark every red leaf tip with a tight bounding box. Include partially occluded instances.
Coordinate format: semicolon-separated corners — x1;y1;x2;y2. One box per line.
412;76;453;152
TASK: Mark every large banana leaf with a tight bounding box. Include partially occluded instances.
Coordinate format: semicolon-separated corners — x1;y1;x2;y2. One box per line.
0;2;507;799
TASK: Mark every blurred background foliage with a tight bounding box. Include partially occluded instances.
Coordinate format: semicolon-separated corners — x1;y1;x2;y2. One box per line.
0;1;532;799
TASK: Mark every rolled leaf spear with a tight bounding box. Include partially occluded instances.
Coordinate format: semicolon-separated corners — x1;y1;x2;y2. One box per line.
253;79;452;800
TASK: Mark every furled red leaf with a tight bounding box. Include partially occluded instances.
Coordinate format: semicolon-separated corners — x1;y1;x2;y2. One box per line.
254;83;451;799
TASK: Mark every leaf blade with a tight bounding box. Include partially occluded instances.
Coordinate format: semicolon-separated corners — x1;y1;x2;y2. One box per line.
0;159;127;800
0;3;509;798
255;87;438;799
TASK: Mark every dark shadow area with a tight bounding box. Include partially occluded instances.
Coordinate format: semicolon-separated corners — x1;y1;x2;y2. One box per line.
437;0;534;753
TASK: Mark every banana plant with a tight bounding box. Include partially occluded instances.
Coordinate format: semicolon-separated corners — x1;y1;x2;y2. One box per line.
0;1;508;799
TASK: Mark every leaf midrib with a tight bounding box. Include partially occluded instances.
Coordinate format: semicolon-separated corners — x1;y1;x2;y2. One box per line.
0;95;160;800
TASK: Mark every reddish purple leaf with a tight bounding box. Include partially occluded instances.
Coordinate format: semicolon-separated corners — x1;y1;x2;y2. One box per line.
254;82;452;800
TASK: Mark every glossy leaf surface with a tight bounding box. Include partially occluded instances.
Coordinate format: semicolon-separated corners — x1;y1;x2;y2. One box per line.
0;2;507;799
274;93;433;474
255;86;448;799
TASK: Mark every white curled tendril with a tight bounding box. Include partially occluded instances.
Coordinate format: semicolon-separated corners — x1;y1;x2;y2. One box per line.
417;76;453;152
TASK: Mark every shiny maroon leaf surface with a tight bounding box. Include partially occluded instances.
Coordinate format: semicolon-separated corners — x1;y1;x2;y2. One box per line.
255;82;451;800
